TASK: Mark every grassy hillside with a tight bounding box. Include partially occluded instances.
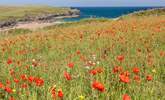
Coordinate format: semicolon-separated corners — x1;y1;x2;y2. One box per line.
122;8;165;18
0;15;164;100
0;6;73;21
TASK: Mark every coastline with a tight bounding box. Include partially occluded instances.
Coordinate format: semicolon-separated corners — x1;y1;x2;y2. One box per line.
1;7;164;31
0;14;79;31
0;7;80;31
0;15;79;32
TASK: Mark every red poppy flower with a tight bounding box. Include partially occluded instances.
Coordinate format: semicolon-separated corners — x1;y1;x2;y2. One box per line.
4;87;13;93
92;81;105;92
58;89;64;98
96;67;104;73
9;96;15;100
51;87;56;98
51;87;56;96
133;75;140;83
146;75;152;81
89;69;97;75
21;74;27;81
7;58;12;65
2;48;5;52
21;83;28;88
28;76;35;83
32;62;38;67
76;50;81;55
9;69;15;76
35;78;44;86
113;66;123;73
0;82;4;88
119;74;130;83
160;51;165;57
25;65;29;69
123;71;130;77
64;71;72;80
6;80;11;85
132;67;140;74
123;94;131;100
14;78;19;84
68;62;74;68
137;48;141;52
89;67;103;75
117;55;124;62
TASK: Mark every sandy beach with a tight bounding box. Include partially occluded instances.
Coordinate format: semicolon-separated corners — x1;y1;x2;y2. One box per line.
0;21;64;32
0;14;80;32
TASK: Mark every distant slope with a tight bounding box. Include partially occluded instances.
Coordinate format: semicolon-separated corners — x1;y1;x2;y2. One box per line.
0;6;80;28
124;8;165;17
119;8;165;18
0;6;78;21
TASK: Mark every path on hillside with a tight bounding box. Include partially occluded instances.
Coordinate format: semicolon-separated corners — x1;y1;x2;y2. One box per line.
0;21;65;32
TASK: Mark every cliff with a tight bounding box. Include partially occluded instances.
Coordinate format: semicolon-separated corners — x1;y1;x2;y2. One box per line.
0;6;80;28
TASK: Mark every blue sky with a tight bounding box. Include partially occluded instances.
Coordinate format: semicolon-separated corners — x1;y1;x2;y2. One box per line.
0;0;165;7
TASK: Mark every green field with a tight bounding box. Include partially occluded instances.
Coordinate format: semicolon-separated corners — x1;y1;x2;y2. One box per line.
0;6;72;21
0;7;165;100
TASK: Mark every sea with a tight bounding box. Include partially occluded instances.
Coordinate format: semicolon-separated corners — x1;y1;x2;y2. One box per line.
64;7;162;21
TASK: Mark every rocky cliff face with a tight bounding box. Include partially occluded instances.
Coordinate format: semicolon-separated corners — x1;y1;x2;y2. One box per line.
0;9;80;28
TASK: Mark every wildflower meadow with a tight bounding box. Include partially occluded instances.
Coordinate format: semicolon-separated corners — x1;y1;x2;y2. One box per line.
0;16;165;100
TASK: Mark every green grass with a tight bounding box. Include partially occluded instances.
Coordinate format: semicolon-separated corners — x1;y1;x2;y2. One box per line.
0;15;164;100
43;18;111;30
0;6;72;21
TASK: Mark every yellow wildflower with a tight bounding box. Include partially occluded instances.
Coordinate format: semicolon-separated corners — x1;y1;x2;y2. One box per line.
12;89;16;93
152;69;156;73
79;95;85;100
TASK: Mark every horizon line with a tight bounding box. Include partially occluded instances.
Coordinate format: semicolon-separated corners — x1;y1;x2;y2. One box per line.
0;4;164;7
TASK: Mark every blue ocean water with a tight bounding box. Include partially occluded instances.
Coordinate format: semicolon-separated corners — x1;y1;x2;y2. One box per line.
64;7;161;21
